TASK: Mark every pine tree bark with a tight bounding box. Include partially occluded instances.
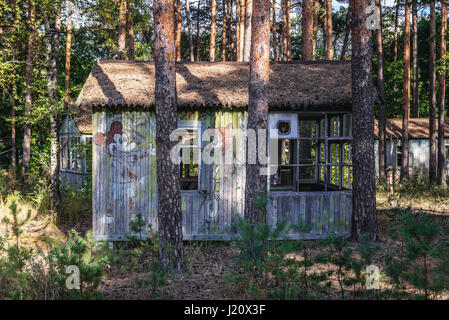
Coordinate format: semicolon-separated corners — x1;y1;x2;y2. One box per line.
210;0;217;61
65;0;73;107
429;1;437;185
393;1;399;61
438;2;447;186
175;0;182;61
153;0;183;272
350;0;378;241
272;0;277;61
222;0;227;61
281;0;287;60
340;0;351;60
302;0;313;60
411;0;418;118
236;0;241;59
324;0;333;60
237;0;245;61
401;2;410;182
44;6;62;211
286;0;291;60
186;0;195;61
227;0;234;60
243;0;252;62
118;0;127;59
10;0;18;180
128;0;135;60
196;0;201;61
312;0;318;58
21;0;35;184
375;0;386;183
245;0;270;224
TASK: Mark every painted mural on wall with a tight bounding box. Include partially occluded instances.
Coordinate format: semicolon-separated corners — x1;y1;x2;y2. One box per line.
93;111;157;237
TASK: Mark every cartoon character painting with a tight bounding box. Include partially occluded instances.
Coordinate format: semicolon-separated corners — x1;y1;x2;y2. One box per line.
94;121;156;220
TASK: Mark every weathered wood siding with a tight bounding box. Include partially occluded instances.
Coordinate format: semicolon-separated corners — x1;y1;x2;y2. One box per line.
93;109;352;241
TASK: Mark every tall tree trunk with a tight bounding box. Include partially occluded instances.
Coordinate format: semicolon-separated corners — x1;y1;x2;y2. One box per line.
118;0;127;59
324;0;333;60
245;0;270;224
393;0;399;61
411;0;418;118
429;1;437;185
312;0;318;58
272;0;277;61
186;0;195;61
350;0;378;241
226;0;234;60
281;0;287;60
65;0;73;107
175;0;182;61
44;6;62;211
302;0;313;60
401;2;410;181
196;0;201;61
237;0;245;61
153;0;183;272
243;0;252;61
438;2;447;186
210;0;217;61
10;0;18;181
222;0;227;60
340;0;351;60
128;0;135;60
286;0;291;60
236;0;241;59
21;0;35;184
375;0;386;183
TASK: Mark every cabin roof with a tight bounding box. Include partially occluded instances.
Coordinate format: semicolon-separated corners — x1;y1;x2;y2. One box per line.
75;60;352;111
374;118;449;139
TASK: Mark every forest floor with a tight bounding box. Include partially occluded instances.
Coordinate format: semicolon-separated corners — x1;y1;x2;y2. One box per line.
98;190;449;300
2;186;449;300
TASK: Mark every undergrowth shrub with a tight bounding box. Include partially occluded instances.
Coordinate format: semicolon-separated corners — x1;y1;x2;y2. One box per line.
384;209;449;299
0;200;103;299
97;213;168;299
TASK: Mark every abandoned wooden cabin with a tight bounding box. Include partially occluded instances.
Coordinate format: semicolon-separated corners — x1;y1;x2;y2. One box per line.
374;118;449;180
72;60;353;241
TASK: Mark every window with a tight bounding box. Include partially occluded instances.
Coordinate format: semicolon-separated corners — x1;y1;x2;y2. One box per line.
70;137;82;171
60;135;92;173
269;113;352;192
177;122;201;191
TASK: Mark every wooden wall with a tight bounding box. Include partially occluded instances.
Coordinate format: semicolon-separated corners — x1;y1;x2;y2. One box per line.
92;108;351;241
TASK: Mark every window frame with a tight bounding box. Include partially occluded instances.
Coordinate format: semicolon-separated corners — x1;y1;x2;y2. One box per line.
268;112;353;193
177;120;202;192
59;134;92;174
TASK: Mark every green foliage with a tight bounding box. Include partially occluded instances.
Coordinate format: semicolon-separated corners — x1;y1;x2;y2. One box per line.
384;209;449;299
96;216;169;299
0;199;103;299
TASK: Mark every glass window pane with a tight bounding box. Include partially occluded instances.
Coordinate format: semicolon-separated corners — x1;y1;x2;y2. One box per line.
270;166;295;189
298;120;317;138
61;159;68;170
180;147;200;190
177;128;198;147
298;166;316;181
299;140;317;164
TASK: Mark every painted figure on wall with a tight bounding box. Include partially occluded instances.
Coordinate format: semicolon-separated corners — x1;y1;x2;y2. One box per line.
94;121;156;217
